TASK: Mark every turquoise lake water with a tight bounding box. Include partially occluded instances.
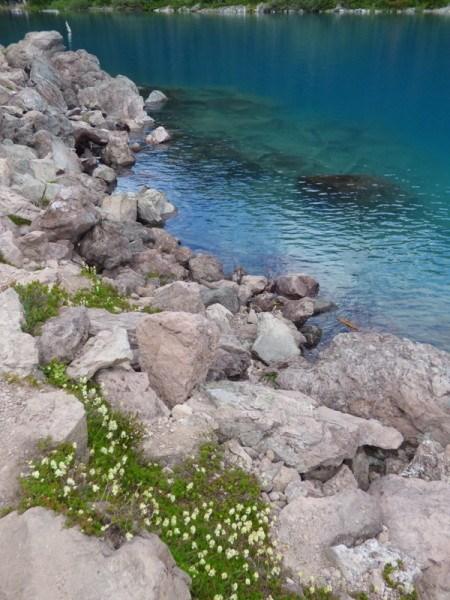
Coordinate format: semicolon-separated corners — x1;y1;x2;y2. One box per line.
1;13;450;348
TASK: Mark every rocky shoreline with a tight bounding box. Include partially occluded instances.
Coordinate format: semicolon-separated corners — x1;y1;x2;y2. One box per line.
0;31;449;600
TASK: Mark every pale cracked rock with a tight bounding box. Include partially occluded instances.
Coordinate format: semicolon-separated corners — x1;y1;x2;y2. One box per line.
370;475;450;599
0;288;38;377
277;331;450;445
0;508;191;600
136;187;176;226
146;125;171;145
329;538;421;598
252;312;303;364
186;382;403;474
275;489;382;583
67;327;133;380
137;312;219;407
0;382;87;507
142;411;218;466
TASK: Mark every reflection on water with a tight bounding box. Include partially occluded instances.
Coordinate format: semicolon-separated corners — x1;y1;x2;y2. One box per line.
1;13;450;349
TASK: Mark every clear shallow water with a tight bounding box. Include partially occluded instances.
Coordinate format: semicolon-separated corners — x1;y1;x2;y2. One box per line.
1;13;450;348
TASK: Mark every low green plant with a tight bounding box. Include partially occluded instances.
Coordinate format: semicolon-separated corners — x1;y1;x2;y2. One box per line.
7;214;32;226
20;361;335;600
14;281;68;335
261;371;279;385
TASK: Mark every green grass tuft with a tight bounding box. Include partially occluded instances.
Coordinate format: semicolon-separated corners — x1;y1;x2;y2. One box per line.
14;281;68;335
7;214;32;226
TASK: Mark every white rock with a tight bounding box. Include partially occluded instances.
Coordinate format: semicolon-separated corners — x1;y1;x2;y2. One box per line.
252;312;302;364
67;327;133;380
146;126;171;145
102;192;137;222
145;90;168;106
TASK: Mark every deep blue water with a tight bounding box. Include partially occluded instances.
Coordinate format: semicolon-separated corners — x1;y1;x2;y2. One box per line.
1;13;450;349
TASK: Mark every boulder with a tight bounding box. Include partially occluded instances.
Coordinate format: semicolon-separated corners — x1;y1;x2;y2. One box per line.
96;368;169;421
0;508;191;600
102;192;137;222
188;254;224;283
281;297;314;325
0;288;38;377
252;312;303;364
148;228;179;253
208;335;251;381
145;90;168;107
275;489;382;583
329;539;421;598
31;196;99;243
136;188;176;226
93;164;116;186
131;249;187;280
106;267;146;296
300;324;322;349
274;273;319;299
205;303;233;334
238;274;268;304
0;186;41;222
200;281;240;313
370;475;450;599
277;332;450;445
0;382;87;507
146;126;171;145
102;131;135;168
67;327;133;380
5;31;65;69
78;221;132;271
78;74;151;130
402;438;450;482
0;230;23;267
187;382;403;474
151;281;205;314
137;312;220;407
37;307;90;365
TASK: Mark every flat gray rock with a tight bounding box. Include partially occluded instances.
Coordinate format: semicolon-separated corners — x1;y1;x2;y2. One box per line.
0;508;191;600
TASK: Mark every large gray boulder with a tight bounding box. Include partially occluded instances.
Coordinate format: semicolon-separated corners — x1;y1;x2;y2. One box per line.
102;192;137;223
0;508;191;600
31;196;99;243
150;281;205;314
37;307;90;365
200;281;240;313
131;248;187;280
5;31;65;69
275;489;382;584
78;221;133;271
137;312;219;407
67;327;133;380
0;186;41;221
187;382;403;474
370;475;450;599
252;312;303;364
102;131;135;168
0;382;87;507
278;332;450;445
207;334;251;381
78;74;151;131
0;288;38;377
274;273;319;299
188;254;224;283
136;188;176;226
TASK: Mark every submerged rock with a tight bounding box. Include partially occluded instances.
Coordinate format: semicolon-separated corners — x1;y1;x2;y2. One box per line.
298;173;399;202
